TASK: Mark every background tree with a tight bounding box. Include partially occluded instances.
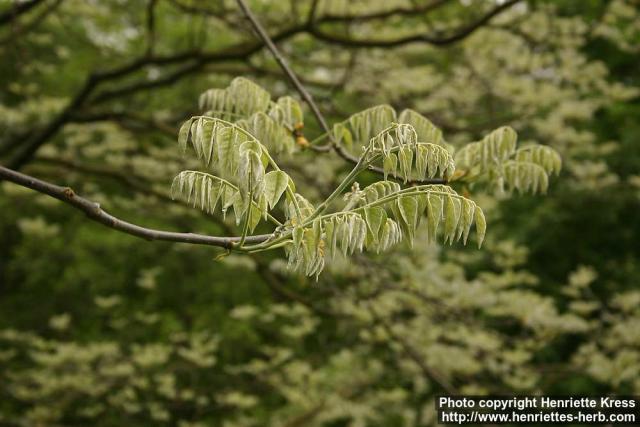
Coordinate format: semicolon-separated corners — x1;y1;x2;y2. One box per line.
0;0;639;426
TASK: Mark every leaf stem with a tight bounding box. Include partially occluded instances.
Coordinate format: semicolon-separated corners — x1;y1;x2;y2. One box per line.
238;167;253;247
261;149;302;221
306;146;371;222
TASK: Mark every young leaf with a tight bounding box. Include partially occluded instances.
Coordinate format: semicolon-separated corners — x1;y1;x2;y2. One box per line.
271;96;304;128
461;199;476;244
239;141;265;198
475;208;487;248
398;145;414;182
398;108;449;149
264;170;290;209
443;195;459;244
383;153;398;180
171;171;269;225
425;193;441;242
364;207;387;245
334;104;397;149
395;196;419;245
237;112;295;155
178;118;194;152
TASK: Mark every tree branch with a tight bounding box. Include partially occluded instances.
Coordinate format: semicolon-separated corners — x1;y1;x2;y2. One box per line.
90;60;204;105
145;0;158;56
319;0;451;23
0;165;271;249
32;155;176;203
0;0;62;45
0;25;304;167
29;155;340;315
0;0;44;26
306;0;320;25
308;0;523;47
2;73;99;167
235;0;448;185
236;0;332;135
2;0;521;169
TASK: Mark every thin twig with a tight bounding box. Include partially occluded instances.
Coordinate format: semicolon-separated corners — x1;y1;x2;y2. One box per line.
234;0;448;185
27;157;340;316
0;165;272;249
235;0;332;135
145;0;158;56
306;0;320;24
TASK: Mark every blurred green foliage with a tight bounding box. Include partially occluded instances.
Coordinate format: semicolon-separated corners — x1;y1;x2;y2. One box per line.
0;0;639;425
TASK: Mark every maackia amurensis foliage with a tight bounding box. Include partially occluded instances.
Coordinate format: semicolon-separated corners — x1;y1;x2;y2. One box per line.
171;77;561;278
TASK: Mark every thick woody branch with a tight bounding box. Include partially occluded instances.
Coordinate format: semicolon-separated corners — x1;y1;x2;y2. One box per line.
0;165;272;249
